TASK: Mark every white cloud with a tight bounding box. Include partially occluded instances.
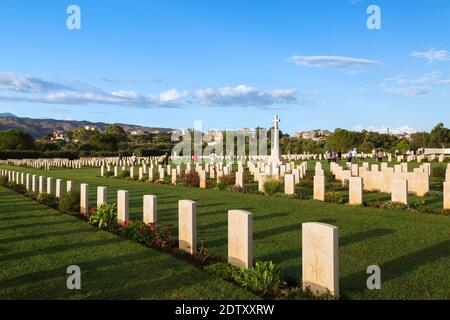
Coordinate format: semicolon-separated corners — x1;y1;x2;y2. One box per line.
0;72;302;109
383;87;431;96
410;71;442;84
111;90;139;99
194;85;298;108
289;55;382;69
0;87;186;109
159;89;188;102
437;79;450;84
0;72;69;92
410;49;450;64
382;75;409;85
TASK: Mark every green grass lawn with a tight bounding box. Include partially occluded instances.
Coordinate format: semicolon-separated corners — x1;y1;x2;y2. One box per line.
0;186;258;300
1;163;449;300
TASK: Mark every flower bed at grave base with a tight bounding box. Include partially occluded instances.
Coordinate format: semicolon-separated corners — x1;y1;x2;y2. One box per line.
0;173;337;300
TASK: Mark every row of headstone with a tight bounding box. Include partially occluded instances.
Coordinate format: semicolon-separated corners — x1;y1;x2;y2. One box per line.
330;162;431;202
0;169;74;198
101;160;310;193
309;161;449;207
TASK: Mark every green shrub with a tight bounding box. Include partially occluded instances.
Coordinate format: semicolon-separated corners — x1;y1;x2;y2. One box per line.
195;239;209;263
424;190;443;198
325;191;344;204
381;201;409;210
232;261;281;296
0;176;8;187
325;171;336;182
218;174;235;190
59;191;81;214
105;171;114;177
36;193;58;208
263;178;284;196
226;185;244;193
410;198;426;208
8;182;27;194
119;170;130;179
121;221;175;250
204;262;236;281
89;203;118;229
431;165;446;178
122;221;149;243
181;172;200;188
298;178;313;188
146;223;175;250
25;191;38;200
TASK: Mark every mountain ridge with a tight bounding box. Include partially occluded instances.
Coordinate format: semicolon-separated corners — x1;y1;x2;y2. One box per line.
0;113;173;137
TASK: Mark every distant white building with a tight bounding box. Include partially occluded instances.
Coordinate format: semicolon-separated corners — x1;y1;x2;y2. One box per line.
84;125;98;131
295;129;331;141
51;130;70;142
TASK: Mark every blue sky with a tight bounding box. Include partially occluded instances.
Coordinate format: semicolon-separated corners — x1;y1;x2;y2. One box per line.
0;0;449;134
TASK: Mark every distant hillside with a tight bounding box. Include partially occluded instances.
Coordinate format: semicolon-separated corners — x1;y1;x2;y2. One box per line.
0;114;173;137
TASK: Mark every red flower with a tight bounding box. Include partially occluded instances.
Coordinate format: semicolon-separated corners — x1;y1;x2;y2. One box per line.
90;207;96;214
122;220;129;227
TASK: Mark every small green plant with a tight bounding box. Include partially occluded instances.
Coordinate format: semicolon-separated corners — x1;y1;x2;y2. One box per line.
431;165;446;178
122;221;149;243
218;174;235;190
181;172;200;188
204;262;236;281
25;191;38;200
0;176;8;187
89;203;118;229
148;223;175;250
298;178;313;188
263;178;284;196
424;190;443;198
410;198;426;208
226;185;244;193
105;171;114;177
381;201;409;210
195;239;209;263
232;261;281;296
119;170;130;179
58;191;81;214
325;191;344;204
9;182;27;194
36;193;59;208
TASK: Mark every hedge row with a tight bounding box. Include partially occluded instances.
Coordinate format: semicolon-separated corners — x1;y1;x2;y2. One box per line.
0;150;79;160
0;148;170;160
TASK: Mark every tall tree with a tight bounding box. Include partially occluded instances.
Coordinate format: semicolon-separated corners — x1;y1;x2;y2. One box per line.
0;130;34;150
429;123;450;148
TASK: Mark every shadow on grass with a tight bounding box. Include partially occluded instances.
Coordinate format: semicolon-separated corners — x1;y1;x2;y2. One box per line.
0;220;77;233
1;228;96;244
0;238;117;263
0;213;60;222
341;239;450;292
340;228;396;247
